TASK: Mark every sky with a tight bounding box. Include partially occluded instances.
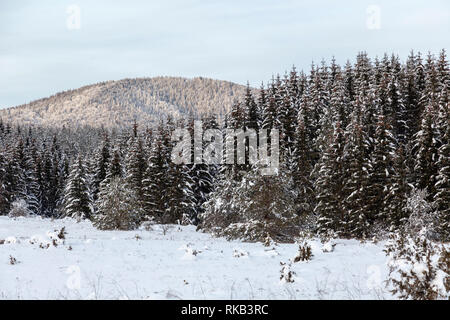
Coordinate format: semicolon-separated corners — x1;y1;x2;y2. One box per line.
0;0;449;109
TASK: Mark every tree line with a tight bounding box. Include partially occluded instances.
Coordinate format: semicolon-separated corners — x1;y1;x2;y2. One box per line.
0;50;448;242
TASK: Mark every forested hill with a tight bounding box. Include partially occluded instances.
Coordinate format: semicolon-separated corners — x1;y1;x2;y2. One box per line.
0;77;246;128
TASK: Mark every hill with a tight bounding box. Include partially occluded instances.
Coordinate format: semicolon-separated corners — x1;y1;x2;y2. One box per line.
0;77;247;128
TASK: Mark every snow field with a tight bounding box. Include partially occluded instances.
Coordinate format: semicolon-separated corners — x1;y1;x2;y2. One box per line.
0;216;392;300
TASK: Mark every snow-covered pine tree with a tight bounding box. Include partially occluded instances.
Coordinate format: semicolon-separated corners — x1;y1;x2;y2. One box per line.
107;147;123;181
124;134;146;221
94;176;140;230
142;128;166;222
186;116;219;225
434;89;449;241
261;77;280;130
0;151;11;215
278;68;299;154
163;121;194;224
342;107;371;239
201;161;299;242
256;83;266;129
315;121;345;236
244;83;259;131
413;105;440;200
23;140;41;215
92;133;111;201
385;147;411;231
62;156;93;220
309;63;329;152
403;51;422;142
367;115;397;225
292;109;314;217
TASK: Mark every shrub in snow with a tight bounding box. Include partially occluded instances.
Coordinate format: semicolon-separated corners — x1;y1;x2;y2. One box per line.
263;233;274;247
280;262;296;283
180;244;201;259
140;220;154;231
46;228;67;247
293;241;313;262
94;176;140;230
4;236;18;244
404;188;439;240
8;199;31;218
57;227;67;240
28;227;67;248
9;255;18;265
385;231;449;300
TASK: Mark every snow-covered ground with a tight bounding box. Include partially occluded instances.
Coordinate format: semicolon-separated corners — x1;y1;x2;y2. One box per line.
0;216;394;300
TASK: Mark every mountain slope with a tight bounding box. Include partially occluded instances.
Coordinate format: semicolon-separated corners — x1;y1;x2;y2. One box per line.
0;77;246;128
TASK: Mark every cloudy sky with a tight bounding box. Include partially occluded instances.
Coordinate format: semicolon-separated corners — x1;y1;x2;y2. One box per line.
0;0;449;108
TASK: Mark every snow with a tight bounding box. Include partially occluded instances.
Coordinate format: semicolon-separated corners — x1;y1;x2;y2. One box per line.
0;216;393;300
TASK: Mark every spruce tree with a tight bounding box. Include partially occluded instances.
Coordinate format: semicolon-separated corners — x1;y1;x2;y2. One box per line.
62;156;93;220
94;176;140;230
367;115;397;224
315;122;346;236
413;105;439;199
343;111;371;238
92;134;111;201
385;147;411;230
434;91;449;241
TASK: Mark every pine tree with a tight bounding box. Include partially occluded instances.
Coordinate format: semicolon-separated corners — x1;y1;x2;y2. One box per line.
261;78;280;130
201;162;299;242
367;115;397;224
124;136;146;220
292;109;314;217
279;68;299;153
343;111;371;238
434;90;449;241
413;105;439;199
94;176;140;230
403;51;422;142
385;147;411;230
142;132;166;222
62;156;93;220
92;134;111;201
186;116;218;225
164;150;193;224
0;151;11;215
315;122;346;235
244;83;259;130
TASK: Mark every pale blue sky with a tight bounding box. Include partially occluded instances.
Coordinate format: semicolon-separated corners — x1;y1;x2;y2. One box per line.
0;0;449;108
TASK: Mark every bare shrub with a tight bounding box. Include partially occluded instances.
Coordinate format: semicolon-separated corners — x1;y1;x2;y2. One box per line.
57;227;67;240
294;241;313;262
9;255;18;265
280;262;296;283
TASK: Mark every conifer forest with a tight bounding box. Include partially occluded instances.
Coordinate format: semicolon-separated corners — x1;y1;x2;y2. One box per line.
0;1;448;303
